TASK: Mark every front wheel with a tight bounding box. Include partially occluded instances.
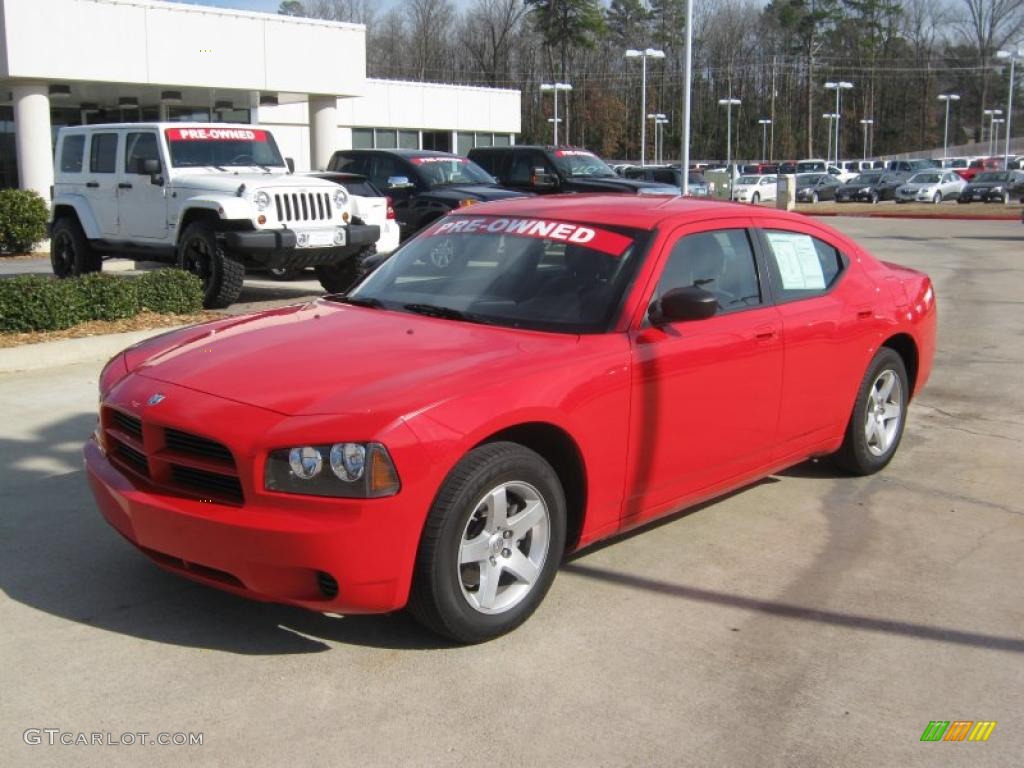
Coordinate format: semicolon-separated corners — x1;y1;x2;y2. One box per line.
177;222;245;308
408;442;566;643
314;247;375;294
811;192;819;204
869;191;880;204
932;192;941;204
833;348;909;476
751;192;760;204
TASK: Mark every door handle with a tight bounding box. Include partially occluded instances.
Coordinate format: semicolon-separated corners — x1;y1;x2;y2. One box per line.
86;182;99;188
118;182;133;189
856;306;874;320
754;325;777;341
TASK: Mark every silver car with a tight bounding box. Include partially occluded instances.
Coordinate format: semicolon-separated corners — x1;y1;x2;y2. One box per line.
895;171;966;203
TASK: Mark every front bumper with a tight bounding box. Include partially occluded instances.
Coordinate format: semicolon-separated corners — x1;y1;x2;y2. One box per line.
958;190;1004;203
224;225;380;268
836;190;876;202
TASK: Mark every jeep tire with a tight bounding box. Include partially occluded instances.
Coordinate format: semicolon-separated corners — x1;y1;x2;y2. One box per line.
50;216;101;278
315;246;375;294
177;221;245;309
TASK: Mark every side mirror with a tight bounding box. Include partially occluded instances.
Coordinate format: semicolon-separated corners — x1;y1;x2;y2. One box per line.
530;169;558;189
386;176;415;190
286;157;295;173
141;158;163;185
649;286;718;325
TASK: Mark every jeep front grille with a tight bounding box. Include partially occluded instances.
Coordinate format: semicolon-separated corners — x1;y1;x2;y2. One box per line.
275;192;333;223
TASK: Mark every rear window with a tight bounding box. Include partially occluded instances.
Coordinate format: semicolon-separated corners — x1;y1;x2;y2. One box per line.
60;135;85;173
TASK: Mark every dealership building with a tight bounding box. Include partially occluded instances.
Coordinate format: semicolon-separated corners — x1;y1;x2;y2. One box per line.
0;0;521;200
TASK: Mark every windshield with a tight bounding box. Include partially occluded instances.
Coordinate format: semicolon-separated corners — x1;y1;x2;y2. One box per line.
165;127;284;168
798;174;825;187
411;156;496;187
347;215;649;333
689;173;707;184
909;173;941;184
551;149;618;178
797;161;825;173
736;176;759;185
852;172;882;184
975;171;1008;182
778;162;798;174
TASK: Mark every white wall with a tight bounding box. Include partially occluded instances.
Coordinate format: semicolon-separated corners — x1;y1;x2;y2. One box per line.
1;0;365;95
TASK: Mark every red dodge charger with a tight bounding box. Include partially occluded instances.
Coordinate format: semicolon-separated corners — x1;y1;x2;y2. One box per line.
86;195;936;642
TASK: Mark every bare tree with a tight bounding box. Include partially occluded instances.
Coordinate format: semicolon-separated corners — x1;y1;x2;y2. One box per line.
956;0;1024;130
458;0;529;86
303;0;378;25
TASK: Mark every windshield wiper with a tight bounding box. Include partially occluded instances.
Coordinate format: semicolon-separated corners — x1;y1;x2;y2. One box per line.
327;295;383;308
403;303;490;324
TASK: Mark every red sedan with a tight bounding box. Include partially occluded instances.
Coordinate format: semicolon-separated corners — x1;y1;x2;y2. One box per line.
86;196;936;642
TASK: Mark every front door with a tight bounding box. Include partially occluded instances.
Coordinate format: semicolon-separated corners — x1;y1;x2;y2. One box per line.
624;221;784;524
118;131;168;240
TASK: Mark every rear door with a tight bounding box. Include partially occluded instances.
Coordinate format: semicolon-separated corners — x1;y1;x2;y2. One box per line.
624;219;784;524
118;130;168;240
86;131;120;237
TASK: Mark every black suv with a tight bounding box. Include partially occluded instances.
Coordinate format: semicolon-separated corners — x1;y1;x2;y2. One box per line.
327;149;525;241
468;145;677;195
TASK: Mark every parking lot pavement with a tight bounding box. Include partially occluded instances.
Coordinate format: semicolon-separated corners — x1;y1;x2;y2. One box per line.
1;218;1021;767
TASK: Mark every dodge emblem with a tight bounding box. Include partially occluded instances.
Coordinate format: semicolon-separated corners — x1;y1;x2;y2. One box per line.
147;393;166;406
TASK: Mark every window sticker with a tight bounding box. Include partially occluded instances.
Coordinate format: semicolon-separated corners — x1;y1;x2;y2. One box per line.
165;128;267;141
424;217;633;257
765;232;826;290
411;156;468;165
554;150;597;158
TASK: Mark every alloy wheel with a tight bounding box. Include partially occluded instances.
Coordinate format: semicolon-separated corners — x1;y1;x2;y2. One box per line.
51;231;74;277
864;369;903;457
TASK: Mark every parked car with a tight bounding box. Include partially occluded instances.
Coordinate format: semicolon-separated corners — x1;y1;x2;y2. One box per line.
884;159;934;176
894;171;966;204
469;145;678;196
957;170;1024;203
940;157;969;170
835;170;903;203
48;124;379;307
777;160;798;175
794;173;841;203
85;194;936;642
623;164;680;186
957;156;1002;182
731;174;778;203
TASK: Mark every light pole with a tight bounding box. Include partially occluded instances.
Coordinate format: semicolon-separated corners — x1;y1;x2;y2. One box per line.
859;118;874;161
992;118;1005;157
824;81;853;165
983;108;1003;155
681;0;694;195
937;94;959;161
540;83;572;146
758;119;772;163
626;48;665;165
719;97;741;187
648;113;667;164
656;116;669;163
995;46;1023;169
822;112;838;165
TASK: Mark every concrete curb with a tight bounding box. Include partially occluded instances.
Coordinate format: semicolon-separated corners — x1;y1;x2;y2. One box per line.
0;325;183;374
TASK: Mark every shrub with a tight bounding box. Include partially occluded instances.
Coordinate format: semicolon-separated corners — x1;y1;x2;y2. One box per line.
0;189;50;254
0;269;205;333
0;275;87;332
135;269;204;314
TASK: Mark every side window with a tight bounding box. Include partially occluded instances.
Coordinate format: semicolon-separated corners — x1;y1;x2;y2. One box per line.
507;150;534;184
59;135;85;173
367;155;402;189
762;230;845;302
471;151;498;176
89;133;119;174
124;132;159;175
331;153;365;175
655;229;763;313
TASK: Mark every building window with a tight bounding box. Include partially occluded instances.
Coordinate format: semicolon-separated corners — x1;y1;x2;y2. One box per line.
456;132;473;156
475;133;493;148
494;134;512;147
352;128;373;149
398;130;419;150
89;133;119;174
60;134;86;173
421;131;451;152
375;129;398;149
168;107;211;123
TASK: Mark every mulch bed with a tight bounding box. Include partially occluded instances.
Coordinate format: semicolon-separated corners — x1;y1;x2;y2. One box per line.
0;310;219;349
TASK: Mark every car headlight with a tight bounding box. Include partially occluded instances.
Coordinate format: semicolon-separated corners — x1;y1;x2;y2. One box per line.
254;190;271;212
265;441;399;498
333;187;348;209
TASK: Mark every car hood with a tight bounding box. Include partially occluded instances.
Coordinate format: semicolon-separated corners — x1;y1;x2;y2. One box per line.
426;184;529;202
171;173;337;194
126;301;579;417
564;177;677;194
899;182;940;190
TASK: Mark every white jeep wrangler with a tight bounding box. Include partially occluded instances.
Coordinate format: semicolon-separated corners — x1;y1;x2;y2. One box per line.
50;123;379;307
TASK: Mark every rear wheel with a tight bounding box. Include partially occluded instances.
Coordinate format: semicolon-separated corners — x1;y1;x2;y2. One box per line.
408;442;566;643
834;348;909;476
50;217;101;278
177;222;245;308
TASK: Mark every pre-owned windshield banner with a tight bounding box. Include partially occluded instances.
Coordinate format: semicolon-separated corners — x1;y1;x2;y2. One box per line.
425;217;632;257
165;128;268;142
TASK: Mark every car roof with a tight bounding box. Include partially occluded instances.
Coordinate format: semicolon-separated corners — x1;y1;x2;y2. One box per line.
336;148;461;159
445;193;807;231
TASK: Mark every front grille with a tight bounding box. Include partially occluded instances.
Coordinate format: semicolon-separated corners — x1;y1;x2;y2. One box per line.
171;465;244;505
113;439;149;477
275;191;333;223
110;410;142;440
102;407;244;505
165;428;233;463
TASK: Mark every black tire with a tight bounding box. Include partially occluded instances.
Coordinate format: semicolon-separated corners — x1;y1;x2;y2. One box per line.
833;347;909;476
50;216;100;278
932;192;941;204
408;441;567;643
869;191;880;204
811;192;819;204
314;246;375;294
266;266;304;281
177;222;245;309
752;192;760;204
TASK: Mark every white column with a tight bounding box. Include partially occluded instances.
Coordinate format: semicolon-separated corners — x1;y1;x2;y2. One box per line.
308;95;339;171
12;83;54;202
